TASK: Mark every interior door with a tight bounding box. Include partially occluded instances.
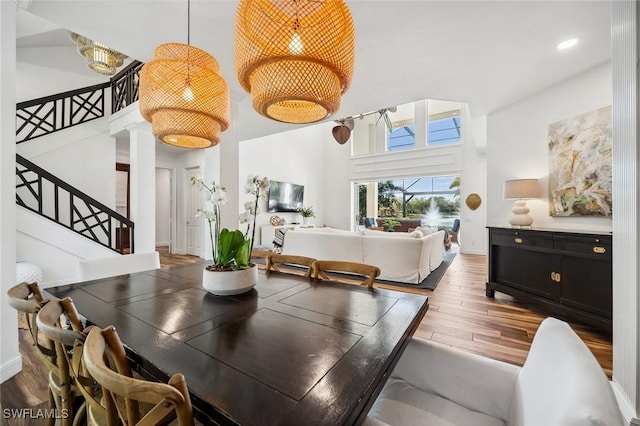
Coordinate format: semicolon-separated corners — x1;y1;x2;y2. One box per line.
186;167;203;257
115;163;130;250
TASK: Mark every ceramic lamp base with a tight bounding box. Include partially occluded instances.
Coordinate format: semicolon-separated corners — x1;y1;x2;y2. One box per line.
202;264;258;296
509;200;533;227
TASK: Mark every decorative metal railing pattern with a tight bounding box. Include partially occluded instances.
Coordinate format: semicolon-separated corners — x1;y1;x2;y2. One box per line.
16;154;134;254
111;60;143;114
16;83;110;144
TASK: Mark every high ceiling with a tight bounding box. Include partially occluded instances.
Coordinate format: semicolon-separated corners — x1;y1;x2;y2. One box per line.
16;0;612;143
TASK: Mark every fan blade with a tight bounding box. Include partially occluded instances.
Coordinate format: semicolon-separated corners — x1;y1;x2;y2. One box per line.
384;113;392;132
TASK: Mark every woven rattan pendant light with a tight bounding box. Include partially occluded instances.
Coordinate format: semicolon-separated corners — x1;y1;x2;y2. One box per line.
139;0;229;148
234;0;355;124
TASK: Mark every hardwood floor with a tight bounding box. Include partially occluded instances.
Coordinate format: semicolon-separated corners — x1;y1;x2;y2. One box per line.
376;249;612;377
1;248;613;423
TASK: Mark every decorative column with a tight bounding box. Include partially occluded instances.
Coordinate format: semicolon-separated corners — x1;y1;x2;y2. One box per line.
414;99;428;148
611;0;640;423
126;122;156;253
0;0;20;383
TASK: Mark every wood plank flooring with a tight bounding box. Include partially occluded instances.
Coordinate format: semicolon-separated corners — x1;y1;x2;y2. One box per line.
1;248;613;424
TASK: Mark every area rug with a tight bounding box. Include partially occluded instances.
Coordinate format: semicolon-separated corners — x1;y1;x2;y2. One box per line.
374;251;456;291
252;251;456;291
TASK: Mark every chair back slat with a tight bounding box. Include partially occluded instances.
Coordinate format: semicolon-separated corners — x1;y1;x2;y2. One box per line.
266;254;317;277
35;297;89;426
312;260;381;288
84;326;195;426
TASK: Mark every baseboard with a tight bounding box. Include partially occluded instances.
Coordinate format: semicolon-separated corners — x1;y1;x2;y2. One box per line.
156;242;170;247
612;378;639;425
0;355;22;384
459;248;486;255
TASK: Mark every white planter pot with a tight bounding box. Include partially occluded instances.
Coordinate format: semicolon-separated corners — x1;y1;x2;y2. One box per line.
202;265;258;296
302;217;311;225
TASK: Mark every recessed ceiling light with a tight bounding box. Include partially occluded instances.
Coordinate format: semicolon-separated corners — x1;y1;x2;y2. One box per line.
557;38;578;50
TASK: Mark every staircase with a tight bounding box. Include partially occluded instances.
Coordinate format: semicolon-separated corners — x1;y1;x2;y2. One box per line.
15;61;148;283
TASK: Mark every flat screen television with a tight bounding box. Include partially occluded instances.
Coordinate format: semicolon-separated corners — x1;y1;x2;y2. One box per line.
268;181;304;212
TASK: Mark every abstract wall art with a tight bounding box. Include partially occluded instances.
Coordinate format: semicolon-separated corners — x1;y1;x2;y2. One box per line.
548;105;612;217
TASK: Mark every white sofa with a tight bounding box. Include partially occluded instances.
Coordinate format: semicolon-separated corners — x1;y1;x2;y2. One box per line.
365;317;623;426
280;227;445;284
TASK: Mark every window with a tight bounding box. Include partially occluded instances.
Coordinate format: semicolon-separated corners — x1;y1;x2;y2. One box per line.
388;124;416;151
358;176;460;229
427;99;462;147
428;117;461;145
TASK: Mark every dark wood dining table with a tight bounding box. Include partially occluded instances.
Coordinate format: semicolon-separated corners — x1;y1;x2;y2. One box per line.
46;263;429;426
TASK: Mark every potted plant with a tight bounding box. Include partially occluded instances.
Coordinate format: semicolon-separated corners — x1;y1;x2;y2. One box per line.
190;174;270;295
299;206;315;225
382;218;401;232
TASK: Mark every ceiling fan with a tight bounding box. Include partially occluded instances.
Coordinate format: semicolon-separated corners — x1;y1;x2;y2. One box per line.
332;106;397;144
375;106;397;133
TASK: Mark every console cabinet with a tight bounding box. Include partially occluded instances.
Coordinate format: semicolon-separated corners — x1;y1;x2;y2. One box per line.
260;224;314;249
486;227;612;330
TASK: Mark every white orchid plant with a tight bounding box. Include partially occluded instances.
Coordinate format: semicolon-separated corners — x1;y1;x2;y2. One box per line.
190;175;270;271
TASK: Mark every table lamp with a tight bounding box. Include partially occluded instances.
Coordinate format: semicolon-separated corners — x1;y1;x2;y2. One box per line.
504;179;540;227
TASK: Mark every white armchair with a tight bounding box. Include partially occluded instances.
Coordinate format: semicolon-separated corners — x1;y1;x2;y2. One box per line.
365;317;623;426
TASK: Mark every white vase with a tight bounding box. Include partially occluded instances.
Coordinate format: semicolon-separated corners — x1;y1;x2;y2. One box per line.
202;264;258;296
303;216;311;225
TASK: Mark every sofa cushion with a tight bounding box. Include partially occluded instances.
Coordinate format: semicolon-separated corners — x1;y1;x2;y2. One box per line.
363;235;426;283
508;317;623;426
427;230;445;271
281;230;364;263
366;378;505;426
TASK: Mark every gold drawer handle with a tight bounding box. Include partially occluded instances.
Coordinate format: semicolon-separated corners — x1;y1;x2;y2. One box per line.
550;272;561;282
593;246;606;254
514;237;523;244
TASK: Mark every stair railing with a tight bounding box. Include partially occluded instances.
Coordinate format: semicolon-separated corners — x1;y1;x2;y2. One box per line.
111;60;143;114
16;83;110;144
16;154;134;254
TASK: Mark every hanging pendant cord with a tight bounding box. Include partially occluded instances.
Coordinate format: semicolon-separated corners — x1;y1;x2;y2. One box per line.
187;0;191;46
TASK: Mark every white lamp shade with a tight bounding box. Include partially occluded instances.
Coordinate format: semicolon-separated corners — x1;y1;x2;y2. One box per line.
504;179;540;199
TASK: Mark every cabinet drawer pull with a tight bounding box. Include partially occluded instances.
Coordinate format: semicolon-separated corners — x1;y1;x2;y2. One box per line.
550;272;561;282
593;246;606;254
556;272;561;282
550;272;555;281
514;237;523;244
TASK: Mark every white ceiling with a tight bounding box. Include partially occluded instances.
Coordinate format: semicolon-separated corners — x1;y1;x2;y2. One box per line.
16;0;612;144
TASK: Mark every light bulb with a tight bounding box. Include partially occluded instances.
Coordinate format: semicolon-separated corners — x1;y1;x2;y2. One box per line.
289;33;303;55
182;86;195;102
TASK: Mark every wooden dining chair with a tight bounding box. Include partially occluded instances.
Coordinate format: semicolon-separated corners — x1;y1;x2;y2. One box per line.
36;297;91;426
83;326;195;426
7;282;48;344
265;253;317;277
6;282;59;426
250;248;272;260
312;260;381;289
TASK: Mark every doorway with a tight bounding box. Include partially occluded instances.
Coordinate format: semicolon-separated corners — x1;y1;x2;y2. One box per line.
115;163;130;250
186;166;203;257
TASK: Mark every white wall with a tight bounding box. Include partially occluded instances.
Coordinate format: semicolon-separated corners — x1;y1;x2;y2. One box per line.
16;46;105;103
17;118;117;209
487;62;612;232
155;168;171;246
1;1;20;383
460;108;487;255
239;122;335;236
17;208;117;287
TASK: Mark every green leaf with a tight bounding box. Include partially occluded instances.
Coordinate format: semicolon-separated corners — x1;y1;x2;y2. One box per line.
218;229;247;267
235;239;251;268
